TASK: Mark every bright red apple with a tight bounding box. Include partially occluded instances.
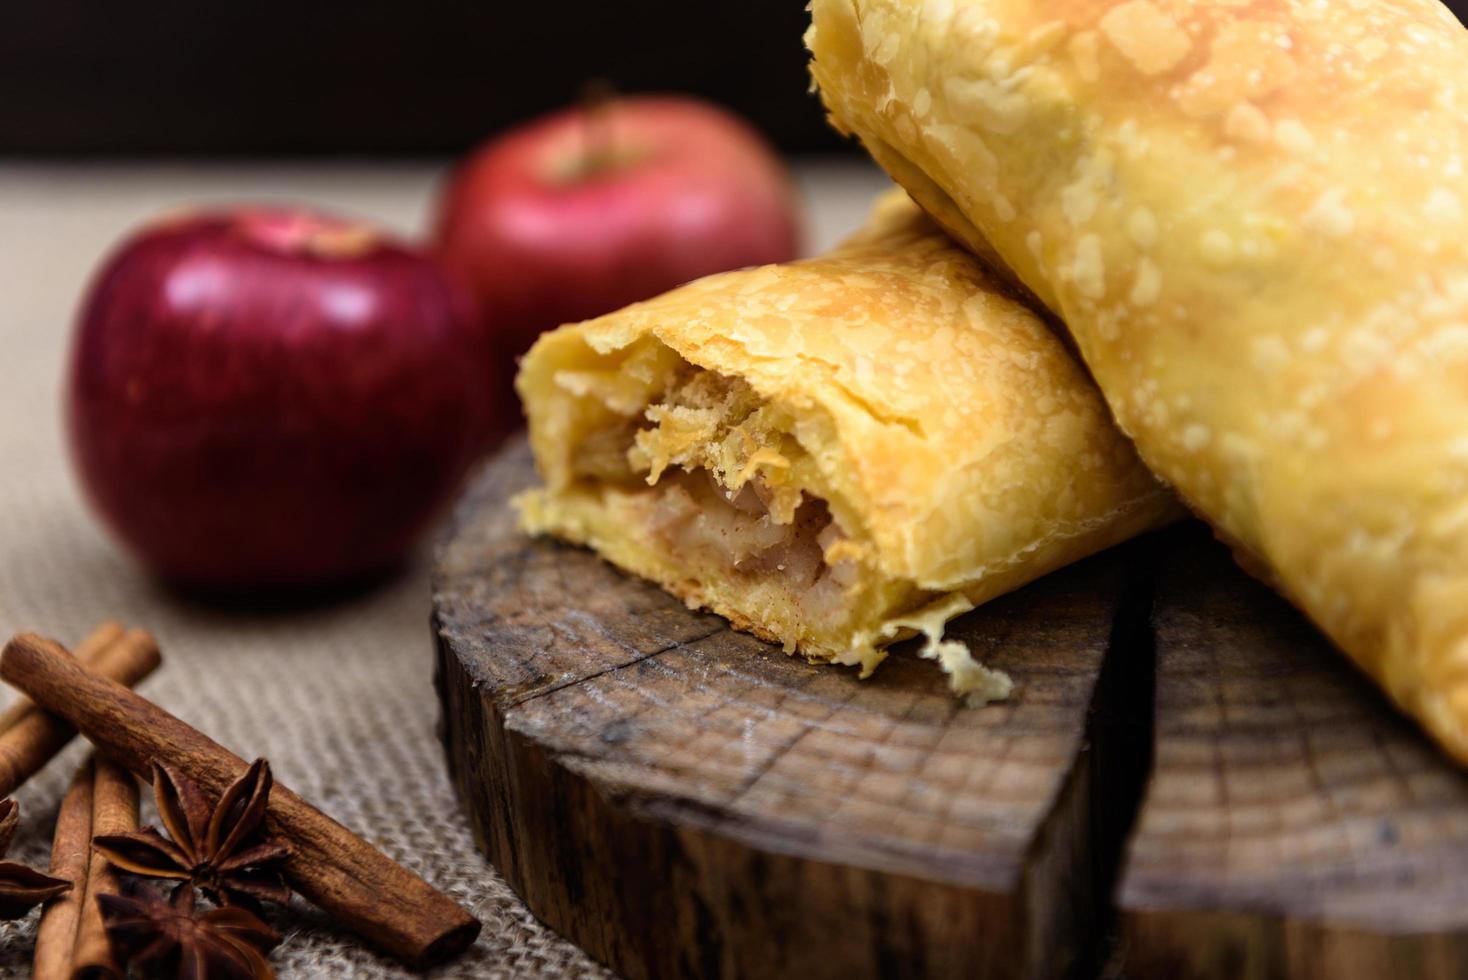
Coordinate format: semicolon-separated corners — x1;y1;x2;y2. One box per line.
431;94;801;376
66;208;496;590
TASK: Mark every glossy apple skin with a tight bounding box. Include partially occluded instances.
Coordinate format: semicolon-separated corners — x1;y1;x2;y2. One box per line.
431;95;801;418
66;209;496;590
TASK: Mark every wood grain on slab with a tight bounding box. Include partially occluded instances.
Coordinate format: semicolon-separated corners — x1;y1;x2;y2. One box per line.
1114;525;1468;980
435;441;1468;980
434;438;1152;980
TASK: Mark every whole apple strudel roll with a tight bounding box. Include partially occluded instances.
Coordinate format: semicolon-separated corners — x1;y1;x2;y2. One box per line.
515;191;1179;699
807;1;1468;756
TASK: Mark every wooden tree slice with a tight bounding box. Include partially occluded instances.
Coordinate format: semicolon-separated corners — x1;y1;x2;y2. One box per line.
1115;526;1468;980
433;438;1152;980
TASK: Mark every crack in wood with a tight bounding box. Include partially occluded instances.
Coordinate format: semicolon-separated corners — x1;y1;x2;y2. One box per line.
505;621;730;709
1067;537;1160;980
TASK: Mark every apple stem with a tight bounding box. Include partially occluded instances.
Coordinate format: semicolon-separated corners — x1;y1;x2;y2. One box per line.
578;79;617;180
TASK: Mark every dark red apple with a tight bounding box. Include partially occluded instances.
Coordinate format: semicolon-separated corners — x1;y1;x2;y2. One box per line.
66;208;496;590
431;94;801;382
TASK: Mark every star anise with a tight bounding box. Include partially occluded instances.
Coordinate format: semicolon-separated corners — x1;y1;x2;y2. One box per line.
0;798;70;918
99;884;281;980
94;759;291;910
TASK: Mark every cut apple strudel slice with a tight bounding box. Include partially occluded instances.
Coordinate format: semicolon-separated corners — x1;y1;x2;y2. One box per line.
515;191;1179;700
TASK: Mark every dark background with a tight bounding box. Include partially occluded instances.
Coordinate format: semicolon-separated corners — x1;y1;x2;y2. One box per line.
0;0;843;156
3;0;1466;157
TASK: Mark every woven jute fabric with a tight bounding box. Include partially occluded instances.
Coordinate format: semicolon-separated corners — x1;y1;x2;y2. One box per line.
0;162;884;977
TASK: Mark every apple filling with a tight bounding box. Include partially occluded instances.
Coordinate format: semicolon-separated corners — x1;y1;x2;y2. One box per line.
569;364;891;652
638;471;859;624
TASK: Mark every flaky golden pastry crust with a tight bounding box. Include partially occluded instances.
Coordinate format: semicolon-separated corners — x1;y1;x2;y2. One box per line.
516;192;1178;697
808;1;1468;758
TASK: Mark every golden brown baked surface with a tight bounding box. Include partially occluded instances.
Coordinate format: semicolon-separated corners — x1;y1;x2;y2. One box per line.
516;191;1178;698
808;1;1468;757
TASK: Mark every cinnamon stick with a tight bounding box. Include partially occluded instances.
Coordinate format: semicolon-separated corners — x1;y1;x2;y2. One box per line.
0;621;122;734
0;627;159;798
0;632;481;969
32;760;94;980
70;757;138;979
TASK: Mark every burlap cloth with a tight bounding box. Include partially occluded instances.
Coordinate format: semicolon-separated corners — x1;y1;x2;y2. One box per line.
0;161;885;977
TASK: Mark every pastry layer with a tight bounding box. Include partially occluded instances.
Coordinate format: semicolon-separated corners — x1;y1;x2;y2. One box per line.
517;192;1180;698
